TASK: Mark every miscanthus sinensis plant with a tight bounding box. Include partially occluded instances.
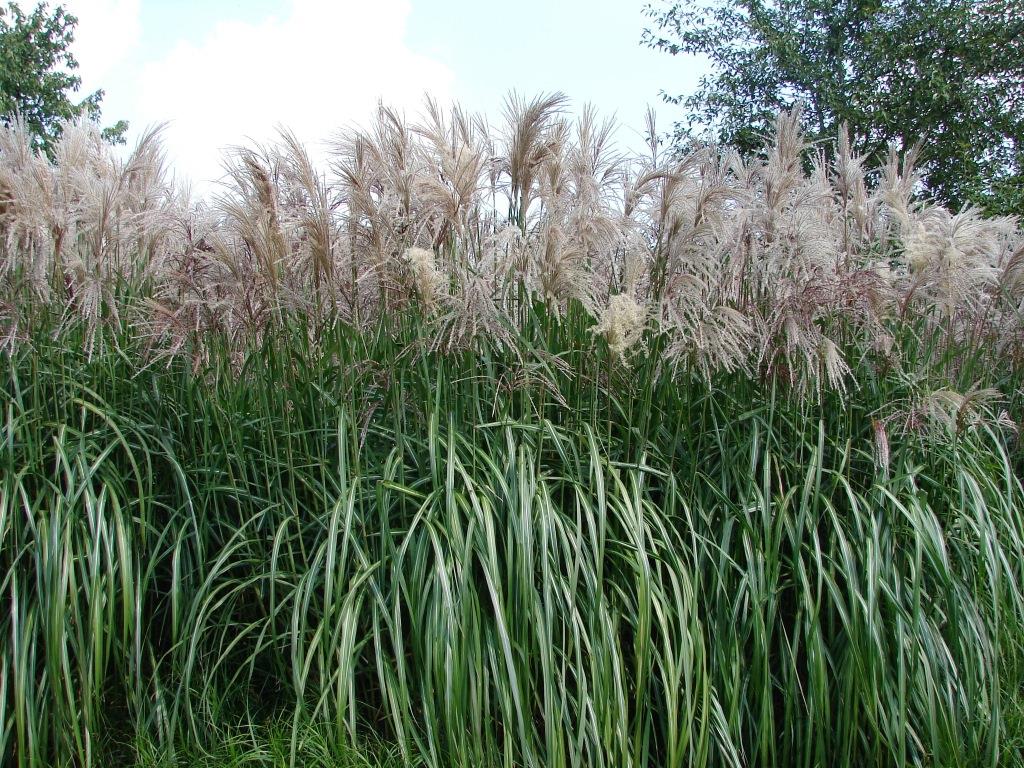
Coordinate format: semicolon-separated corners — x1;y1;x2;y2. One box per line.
1;96;1024;768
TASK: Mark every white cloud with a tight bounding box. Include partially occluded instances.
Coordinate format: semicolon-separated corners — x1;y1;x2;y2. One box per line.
61;0;142;94
135;0;455;189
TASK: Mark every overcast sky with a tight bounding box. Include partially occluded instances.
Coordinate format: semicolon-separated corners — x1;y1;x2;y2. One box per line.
58;0;707;188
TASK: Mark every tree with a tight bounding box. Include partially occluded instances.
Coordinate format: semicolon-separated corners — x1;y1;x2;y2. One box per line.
0;1;127;153
642;0;1024;214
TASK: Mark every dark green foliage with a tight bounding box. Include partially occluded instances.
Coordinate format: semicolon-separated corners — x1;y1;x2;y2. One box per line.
643;0;1024;214
0;1;126;153
2;305;1023;767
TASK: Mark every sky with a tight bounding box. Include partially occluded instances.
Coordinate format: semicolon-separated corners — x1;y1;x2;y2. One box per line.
58;0;708;190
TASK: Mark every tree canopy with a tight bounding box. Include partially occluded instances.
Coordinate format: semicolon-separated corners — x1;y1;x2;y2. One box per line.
643;0;1024;214
0;1;126;153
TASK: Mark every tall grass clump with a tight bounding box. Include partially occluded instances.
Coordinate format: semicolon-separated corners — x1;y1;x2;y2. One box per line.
1;97;1023;767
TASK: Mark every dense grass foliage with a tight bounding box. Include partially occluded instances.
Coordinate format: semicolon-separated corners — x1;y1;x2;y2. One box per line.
2;97;1024;766
2;306;1023;768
